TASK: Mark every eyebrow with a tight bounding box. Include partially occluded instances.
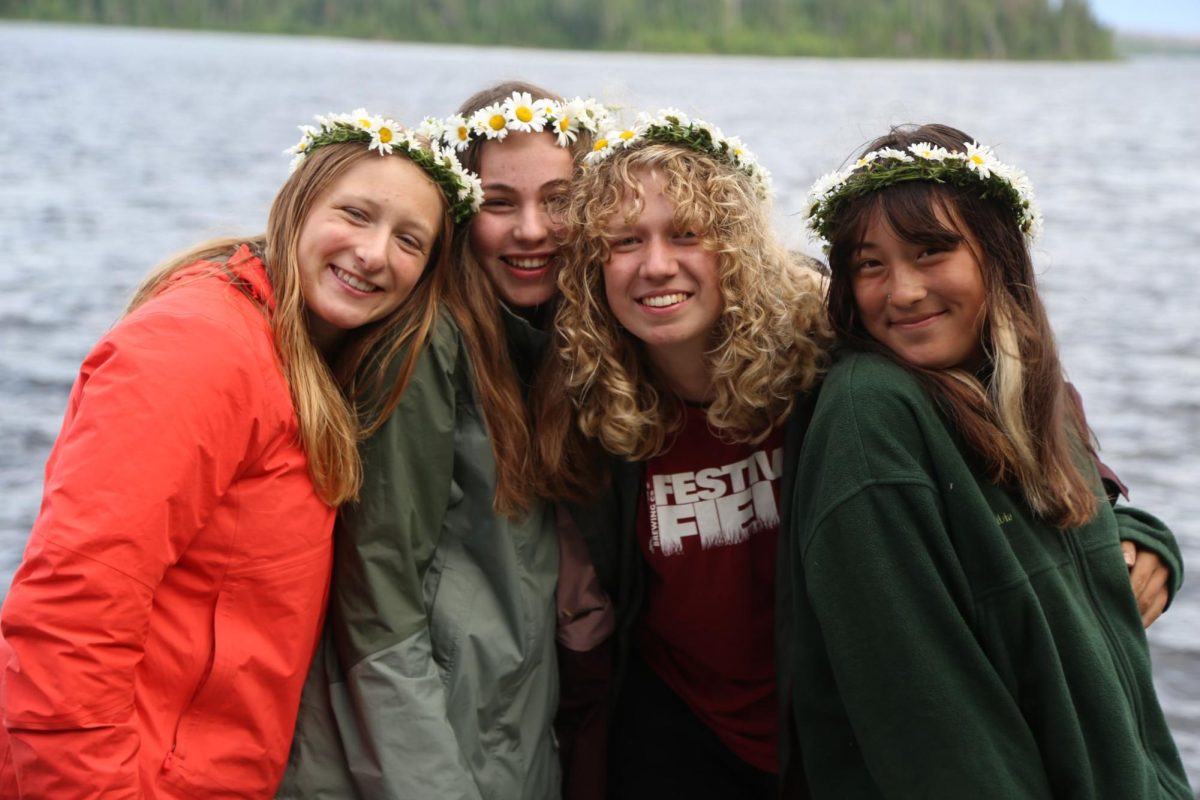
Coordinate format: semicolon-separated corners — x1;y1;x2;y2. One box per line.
337;192;438;239
483;179;570;193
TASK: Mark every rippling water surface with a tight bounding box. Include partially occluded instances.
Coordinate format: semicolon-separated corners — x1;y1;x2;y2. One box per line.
2;21;1198;789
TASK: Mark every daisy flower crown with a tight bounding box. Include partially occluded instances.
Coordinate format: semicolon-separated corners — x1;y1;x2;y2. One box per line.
584;109;773;201
805;141;1043;250
423;91;612;151
284;109;484;223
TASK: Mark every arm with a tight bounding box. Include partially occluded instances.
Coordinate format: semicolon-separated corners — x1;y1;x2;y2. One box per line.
324;323;482;800
1065;382;1179;625
554;503;615;800
1;308;260;798
1115;506;1184;626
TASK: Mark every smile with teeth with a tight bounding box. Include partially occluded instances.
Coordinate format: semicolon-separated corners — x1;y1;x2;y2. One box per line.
332;266;378;293
639;292;690;308
502;255;553;271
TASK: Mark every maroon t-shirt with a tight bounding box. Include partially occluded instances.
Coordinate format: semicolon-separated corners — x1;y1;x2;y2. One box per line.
636;405;783;772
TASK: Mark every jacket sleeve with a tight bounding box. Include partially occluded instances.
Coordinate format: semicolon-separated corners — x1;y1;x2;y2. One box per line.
1;307;262;799
554;503;615;800
1112;505;1185;607
322;324;483;800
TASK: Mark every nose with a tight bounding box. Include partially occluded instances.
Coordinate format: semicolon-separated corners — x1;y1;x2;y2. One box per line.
513;204;551;244
886;264;926;306
641;238;678;280
354;227;391;273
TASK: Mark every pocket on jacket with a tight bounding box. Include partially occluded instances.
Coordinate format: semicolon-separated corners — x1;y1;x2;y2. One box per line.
159;547;332;795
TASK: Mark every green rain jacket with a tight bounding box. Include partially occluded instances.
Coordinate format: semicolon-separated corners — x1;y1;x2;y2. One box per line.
277;308;561;800
787;351;1191;799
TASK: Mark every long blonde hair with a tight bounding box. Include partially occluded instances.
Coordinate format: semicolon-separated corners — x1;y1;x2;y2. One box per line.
127;143;452;506
535;143;830;502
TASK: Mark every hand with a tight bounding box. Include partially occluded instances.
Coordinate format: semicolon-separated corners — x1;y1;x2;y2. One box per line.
1121;541;1170;628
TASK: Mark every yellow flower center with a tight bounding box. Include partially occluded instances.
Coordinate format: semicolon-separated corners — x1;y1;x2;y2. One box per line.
970;153;985;165
379;127;393;144
559;118;571;132
516;106;534;123
359;118;373;129
619;130;635;140
593;138;609;151
457;126;469;141
488;114;507;131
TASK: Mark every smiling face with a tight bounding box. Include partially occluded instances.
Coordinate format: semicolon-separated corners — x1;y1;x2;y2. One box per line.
467;131;575;310
851;208;988;371
602;167;723;370
297;155;444;353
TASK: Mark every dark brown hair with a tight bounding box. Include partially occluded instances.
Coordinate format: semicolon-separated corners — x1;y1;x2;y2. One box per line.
824;123;1097;528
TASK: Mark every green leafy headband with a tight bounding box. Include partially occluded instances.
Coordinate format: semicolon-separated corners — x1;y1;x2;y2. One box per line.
584;109;773;201
805;141;1042;250
284;109;484;223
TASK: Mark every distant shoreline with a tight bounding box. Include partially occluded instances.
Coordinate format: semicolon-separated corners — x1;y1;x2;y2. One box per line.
0;6;1118;62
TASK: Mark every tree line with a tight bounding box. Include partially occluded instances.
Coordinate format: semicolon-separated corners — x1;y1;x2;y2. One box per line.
1;0;1115;59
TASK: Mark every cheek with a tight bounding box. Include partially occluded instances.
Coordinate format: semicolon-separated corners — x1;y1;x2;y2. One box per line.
469;216;505;262
851;278;881;316
602;261;630;316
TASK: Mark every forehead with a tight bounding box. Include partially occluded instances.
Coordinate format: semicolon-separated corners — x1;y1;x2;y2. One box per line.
478;131;573;185
320;156;444;225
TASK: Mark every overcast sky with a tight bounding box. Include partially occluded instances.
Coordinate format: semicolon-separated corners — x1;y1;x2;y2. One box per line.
1088;0;1200;35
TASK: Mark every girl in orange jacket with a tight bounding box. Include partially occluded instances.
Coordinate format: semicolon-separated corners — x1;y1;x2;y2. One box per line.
0;112;480;799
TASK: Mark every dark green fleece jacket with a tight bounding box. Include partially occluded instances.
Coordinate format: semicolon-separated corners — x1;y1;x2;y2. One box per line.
788;351;1191;799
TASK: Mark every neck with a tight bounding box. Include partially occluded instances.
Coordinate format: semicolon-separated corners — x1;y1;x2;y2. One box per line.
646;341;714;404
306;312;344;359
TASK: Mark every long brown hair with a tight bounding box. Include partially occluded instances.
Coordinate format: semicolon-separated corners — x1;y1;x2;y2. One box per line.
534;142;830;504
445;80;593;518
824;123;1097;528
127;142;453;505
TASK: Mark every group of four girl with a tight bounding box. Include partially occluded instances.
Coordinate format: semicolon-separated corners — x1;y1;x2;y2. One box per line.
0;78;1190;799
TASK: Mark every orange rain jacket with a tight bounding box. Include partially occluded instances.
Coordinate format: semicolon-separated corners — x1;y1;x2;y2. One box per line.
0;247;335;798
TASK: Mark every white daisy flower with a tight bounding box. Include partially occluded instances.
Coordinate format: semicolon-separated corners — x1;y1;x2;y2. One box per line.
550;113;580;147
436;114;471;151
503;91;547;133
350;108;379;132
960;142;998;177
614;127;641;149
417;116;445;141
533;97;558;120
585;134;617;165
808;169;849;202
908;142;954;161
875;147;914;163
724;135;757;167
573;98;610;132
657;107;690;127
369;127;395;155
853;150;882;170
473;103;510;140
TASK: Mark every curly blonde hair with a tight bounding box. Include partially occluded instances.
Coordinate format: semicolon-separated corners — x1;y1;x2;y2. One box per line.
537;142;829;497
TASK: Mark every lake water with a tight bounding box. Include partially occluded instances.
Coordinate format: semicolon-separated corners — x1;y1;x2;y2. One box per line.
1;21;1198;790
